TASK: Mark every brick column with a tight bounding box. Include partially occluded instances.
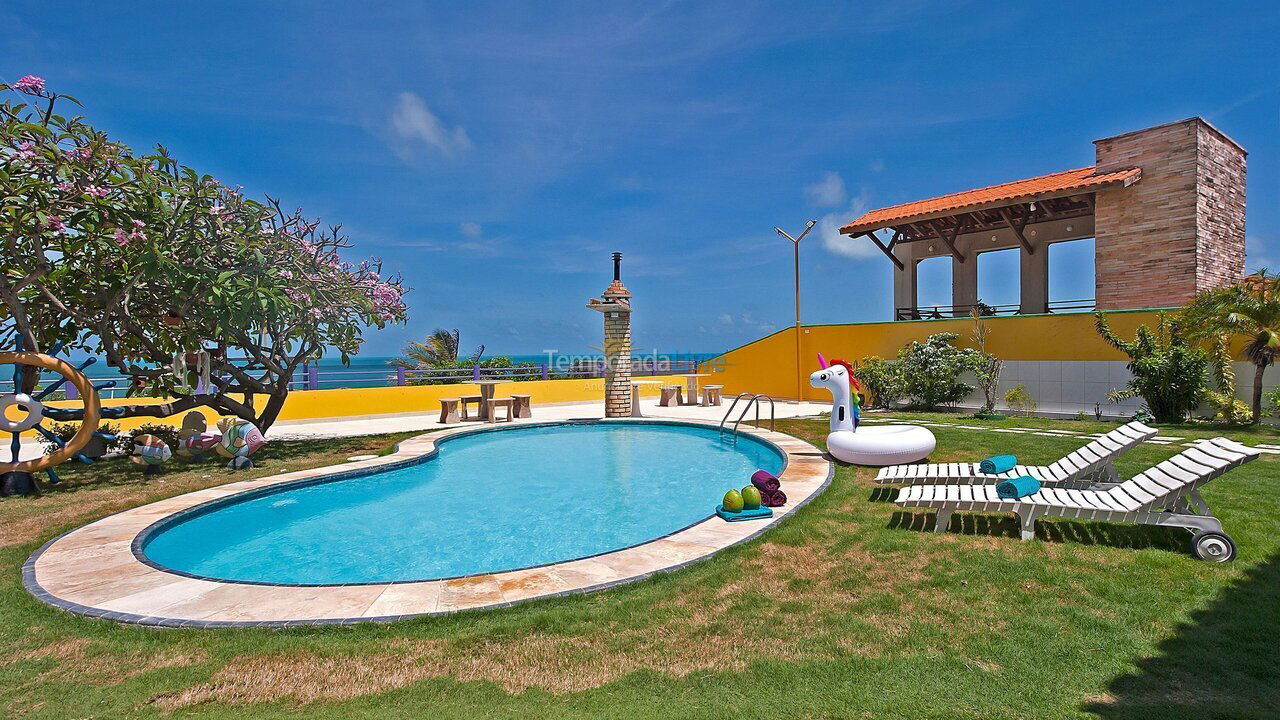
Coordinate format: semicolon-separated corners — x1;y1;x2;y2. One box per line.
602;310;632;417
588;253;633;418
1093;117;1246;310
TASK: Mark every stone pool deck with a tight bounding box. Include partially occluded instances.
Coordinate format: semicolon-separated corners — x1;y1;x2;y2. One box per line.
24;418;833;628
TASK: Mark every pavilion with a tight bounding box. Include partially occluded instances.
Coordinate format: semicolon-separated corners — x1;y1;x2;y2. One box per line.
840;117;1247;320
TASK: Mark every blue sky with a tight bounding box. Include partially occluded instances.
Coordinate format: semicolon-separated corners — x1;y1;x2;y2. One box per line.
4;1;1277;357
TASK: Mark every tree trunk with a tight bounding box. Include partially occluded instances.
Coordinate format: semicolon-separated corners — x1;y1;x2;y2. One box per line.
256;389;291;433
1252;362;1267;424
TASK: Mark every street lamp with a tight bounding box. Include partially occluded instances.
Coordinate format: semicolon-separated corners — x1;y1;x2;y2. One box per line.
775;220;816;402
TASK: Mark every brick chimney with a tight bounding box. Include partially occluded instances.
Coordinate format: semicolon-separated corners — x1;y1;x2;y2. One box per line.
587;253;632;418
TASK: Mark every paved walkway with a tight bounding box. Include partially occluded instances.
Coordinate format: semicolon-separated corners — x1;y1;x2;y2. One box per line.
21;399;1274;461
12;398;832;462
862;415;1280;455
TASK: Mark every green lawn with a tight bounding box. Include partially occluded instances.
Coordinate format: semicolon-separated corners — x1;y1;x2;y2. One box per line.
2;414;1277;719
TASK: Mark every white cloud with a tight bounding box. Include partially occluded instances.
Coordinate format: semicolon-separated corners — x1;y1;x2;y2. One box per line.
1246;233;1276;273
817;188;879;259
804;171;846;207
388;92;472;160
460;221;482;238
718;313;734;325
868;159;885;173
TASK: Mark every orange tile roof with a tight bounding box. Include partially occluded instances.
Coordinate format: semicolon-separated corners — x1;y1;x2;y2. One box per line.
839;166;1141;235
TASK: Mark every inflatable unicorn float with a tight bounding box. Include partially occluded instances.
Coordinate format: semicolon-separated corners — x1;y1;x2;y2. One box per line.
810;353;935;466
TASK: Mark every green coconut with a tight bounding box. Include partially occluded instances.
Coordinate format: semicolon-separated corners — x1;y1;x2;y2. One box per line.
722;488;744;513
741;485;762;510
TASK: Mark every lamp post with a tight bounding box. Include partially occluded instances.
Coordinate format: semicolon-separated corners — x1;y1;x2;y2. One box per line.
774;220;816;402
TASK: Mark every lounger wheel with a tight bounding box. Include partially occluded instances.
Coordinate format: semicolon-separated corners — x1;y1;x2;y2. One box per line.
1190;531;1236;563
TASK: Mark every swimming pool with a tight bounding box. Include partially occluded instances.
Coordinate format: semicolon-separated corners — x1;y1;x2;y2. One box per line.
139;422;785;585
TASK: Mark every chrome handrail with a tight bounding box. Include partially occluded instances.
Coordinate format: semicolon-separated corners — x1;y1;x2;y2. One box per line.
718;393;754;437
718;393;775;443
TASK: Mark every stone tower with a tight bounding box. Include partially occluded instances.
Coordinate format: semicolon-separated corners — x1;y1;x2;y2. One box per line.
1093;117;1247;310
587;253;632;418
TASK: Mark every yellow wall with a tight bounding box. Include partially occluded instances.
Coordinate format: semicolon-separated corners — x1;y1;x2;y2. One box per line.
698;309;1173;401
35;374;683;436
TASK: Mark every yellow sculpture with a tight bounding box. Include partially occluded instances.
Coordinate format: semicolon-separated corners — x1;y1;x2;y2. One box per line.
0;351;101;492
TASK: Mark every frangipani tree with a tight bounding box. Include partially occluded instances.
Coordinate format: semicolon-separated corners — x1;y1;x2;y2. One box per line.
1182;270;1280;424
1;77;407;431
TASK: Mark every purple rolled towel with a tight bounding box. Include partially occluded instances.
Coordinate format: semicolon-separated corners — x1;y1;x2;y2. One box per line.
760;489;787;507
751;470;781;493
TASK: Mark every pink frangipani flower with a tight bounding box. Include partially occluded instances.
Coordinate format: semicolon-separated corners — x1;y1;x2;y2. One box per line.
13;75;45;95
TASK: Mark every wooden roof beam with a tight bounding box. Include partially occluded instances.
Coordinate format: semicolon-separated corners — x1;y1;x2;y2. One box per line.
997;206;1034;254
861;230;905;270
927;218;967;263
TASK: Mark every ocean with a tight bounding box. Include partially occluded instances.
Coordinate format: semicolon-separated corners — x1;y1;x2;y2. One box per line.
21;351;722;396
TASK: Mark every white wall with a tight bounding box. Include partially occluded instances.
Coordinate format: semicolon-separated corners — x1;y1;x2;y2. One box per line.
938;360;1277;420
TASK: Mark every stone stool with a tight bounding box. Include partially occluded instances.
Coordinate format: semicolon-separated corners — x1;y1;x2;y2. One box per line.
659;385;684;407
510;394;532;418
438;398;460;424
701;385;723;406
486;398;515;423
459;395;484;421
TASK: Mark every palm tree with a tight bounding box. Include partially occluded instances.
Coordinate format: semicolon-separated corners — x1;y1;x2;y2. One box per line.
1183;270;1280;423
392;328;484;369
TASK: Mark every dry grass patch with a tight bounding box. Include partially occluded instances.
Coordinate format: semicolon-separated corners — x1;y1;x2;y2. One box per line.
151;629;819;710
7;637;206;686
151;535;967;710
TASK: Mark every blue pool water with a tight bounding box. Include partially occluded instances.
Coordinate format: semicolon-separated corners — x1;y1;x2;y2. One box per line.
140;422;784;585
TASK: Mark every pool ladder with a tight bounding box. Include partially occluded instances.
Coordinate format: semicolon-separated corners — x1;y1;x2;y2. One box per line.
718;393;775;443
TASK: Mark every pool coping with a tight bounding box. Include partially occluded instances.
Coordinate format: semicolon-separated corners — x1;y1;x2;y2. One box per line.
23;418;833;628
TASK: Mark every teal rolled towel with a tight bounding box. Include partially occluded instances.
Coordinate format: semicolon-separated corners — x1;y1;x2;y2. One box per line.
980;454;1017;474
996;476;1041;499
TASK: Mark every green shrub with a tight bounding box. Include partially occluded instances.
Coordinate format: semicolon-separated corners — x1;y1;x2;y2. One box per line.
126;423;183;451
853;356;905;409
1095;311;1207;423
1004;384;1037;417
970;309;1004;414
40;421;125;457
897;333;980;410
1265;386;1280;418
1204;390;1251;423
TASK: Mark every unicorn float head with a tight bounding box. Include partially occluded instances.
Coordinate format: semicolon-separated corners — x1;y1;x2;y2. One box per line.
810;353;862;433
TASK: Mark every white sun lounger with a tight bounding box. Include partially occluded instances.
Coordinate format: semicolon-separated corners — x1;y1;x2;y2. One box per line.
893;437;1259;562
874;421;1158;486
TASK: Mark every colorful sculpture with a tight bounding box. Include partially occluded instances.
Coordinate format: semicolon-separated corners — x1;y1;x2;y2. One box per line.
215;416;265;469
810;353;935;466
175;411;222;460
130;434;172;471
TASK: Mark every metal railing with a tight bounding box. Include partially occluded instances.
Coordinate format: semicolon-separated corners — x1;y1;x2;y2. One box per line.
0;358;706;398
718;393;776;444
895;299;1095;321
